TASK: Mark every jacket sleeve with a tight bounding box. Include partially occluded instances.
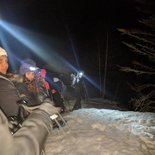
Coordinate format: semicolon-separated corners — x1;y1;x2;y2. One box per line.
0;78;20;117
0;110;15;155
0;109;52;155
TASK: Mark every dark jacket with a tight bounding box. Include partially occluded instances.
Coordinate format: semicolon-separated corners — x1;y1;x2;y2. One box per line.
0;108;52;155
11;74;49;106
0;73;20;117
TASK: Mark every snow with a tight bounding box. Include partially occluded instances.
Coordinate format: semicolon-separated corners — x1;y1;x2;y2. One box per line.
45;108;155;155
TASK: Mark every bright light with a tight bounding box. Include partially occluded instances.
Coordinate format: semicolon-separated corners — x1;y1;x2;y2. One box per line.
53;77;59;82
78;72;83;78
0;20;73;73
0;20;101;92
29;66;37;71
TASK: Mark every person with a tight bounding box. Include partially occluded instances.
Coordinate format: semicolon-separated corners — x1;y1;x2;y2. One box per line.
14;58;49;106
0;99;60;155
16;60;65;112
71;72;85;110
50;76;66;112
0;47;21;118
15;59;66;127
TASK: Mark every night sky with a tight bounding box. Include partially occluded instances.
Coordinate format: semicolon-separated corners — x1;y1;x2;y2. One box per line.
0;0;147;107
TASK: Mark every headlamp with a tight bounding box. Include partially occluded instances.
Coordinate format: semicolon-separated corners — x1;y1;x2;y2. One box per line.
29;66;37;71
78;71;84;78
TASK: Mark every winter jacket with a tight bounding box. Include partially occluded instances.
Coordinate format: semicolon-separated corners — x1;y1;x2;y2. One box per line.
0;108;52;155
11;74;49;106
0;73;20;117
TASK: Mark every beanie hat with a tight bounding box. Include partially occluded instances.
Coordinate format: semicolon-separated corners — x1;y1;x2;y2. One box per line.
0;47;7;56
19;58;37;74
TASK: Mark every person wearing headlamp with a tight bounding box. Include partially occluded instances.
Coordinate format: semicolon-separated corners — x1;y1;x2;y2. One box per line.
15;58;48;106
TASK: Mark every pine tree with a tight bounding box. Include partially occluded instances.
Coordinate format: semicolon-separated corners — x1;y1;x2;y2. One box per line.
118;0;155;112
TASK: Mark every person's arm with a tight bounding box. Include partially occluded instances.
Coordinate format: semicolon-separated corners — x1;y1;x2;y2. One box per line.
13;109;52;155
0;109;51;155
0;101;59;155
0;110;15;155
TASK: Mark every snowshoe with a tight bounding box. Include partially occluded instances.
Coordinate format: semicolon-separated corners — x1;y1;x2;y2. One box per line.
50;113;68;132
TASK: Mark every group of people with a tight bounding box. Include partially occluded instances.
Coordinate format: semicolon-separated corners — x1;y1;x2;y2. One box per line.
0;47;62;155
0;46;85;155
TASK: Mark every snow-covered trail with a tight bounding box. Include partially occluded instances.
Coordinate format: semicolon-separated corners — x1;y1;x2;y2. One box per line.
45;108;155;155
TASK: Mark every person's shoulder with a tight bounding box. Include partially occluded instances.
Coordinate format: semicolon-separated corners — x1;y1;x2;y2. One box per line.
0;74;10;83
7;73;24;83
0;73;23;87
0;75;14;89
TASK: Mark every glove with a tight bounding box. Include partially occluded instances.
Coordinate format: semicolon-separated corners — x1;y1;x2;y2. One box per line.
38;102;61;116
20;99;61;116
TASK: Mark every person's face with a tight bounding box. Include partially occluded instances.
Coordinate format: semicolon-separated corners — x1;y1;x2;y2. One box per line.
0;55;8;74
25;71;35;81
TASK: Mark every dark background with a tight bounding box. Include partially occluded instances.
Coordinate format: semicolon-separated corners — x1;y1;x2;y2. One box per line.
0;0;147;108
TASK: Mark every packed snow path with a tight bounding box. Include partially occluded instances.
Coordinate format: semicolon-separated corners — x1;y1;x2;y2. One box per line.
45;108;155;155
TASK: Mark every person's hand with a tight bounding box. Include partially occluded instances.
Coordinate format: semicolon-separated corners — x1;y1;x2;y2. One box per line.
38;102;61;116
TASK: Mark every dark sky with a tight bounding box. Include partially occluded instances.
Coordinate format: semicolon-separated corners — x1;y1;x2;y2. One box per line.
0;0;146;105
1;0;141;68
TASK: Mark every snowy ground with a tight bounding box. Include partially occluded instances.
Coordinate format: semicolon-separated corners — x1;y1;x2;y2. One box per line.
45;107;155;155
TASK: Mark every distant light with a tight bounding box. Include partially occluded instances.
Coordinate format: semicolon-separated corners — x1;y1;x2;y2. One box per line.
78;71;84;78
79;72;83;76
